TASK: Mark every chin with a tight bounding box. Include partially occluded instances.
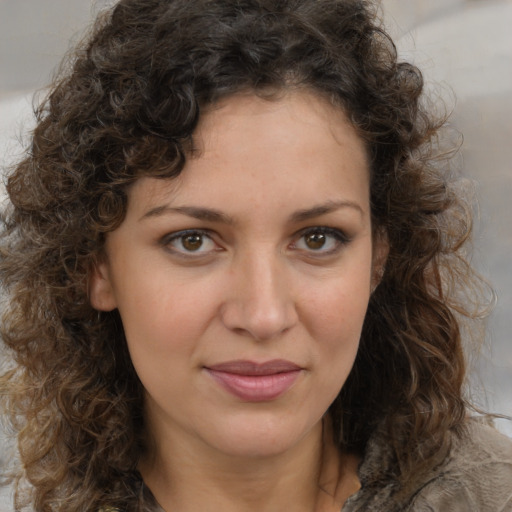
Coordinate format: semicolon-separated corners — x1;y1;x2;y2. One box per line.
203;415;320;460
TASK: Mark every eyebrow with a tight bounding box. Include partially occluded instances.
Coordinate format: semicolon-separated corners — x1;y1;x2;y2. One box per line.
139;200;364;224
289;200;364;223
140;205;234;224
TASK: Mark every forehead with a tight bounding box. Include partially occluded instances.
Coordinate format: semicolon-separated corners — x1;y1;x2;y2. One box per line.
127;91;370;219
196;90;366;160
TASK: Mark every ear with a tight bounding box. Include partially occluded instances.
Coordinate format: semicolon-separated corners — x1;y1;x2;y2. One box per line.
89;257;117;312
371;228;389;293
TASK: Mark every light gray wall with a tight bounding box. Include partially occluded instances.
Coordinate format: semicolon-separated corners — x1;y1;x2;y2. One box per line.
0;0;113;93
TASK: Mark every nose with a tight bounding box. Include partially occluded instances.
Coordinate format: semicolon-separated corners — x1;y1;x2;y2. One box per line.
220;250;298;341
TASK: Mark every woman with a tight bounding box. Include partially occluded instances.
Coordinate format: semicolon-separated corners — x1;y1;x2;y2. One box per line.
1;0;511;510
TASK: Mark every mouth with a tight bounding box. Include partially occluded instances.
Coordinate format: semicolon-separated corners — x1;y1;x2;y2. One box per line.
204;359;303;402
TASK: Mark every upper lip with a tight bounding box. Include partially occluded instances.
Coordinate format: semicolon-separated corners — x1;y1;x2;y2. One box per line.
205;359;302;376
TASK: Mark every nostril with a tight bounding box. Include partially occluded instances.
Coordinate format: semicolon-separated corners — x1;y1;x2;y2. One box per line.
219;258;298;340
220;298;298;341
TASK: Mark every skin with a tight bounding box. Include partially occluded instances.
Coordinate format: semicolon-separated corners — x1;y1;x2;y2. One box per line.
90;90;387;512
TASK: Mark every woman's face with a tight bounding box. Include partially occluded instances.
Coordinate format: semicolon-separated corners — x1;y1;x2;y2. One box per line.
90;91;386;459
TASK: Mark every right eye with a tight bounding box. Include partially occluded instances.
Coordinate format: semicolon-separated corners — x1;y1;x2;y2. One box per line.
163;230;218;256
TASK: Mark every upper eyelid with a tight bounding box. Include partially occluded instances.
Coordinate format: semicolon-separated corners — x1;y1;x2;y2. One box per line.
159;226;350;253
160;229;219;253
163;228;214;241
161;226;349;241
295;225;350;241
290;227;351;256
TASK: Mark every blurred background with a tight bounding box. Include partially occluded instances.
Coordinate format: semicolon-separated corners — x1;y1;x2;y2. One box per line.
1;0;511;508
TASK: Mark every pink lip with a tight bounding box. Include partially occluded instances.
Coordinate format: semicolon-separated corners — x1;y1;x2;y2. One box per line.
205;360;302;402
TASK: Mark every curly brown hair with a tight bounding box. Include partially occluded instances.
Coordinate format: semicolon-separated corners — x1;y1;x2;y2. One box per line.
0;0;488;510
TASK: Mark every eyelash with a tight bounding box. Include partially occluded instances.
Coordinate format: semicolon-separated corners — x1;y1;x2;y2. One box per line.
161;229;219;258
293;226;350;255
160;226;350;258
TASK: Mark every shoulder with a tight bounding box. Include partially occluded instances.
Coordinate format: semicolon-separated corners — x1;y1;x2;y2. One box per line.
343;417;512;512
410;418;512;511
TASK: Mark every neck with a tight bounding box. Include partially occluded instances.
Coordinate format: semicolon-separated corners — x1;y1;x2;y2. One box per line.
139;418;361;512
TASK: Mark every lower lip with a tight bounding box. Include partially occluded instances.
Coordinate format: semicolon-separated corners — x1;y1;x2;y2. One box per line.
206;369;302;402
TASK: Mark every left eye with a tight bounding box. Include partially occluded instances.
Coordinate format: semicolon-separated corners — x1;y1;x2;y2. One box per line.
164;230;217;255
293;227;347;253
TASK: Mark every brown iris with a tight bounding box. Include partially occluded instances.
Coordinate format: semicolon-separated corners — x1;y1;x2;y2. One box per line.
182;234;203;251
304;232;326;250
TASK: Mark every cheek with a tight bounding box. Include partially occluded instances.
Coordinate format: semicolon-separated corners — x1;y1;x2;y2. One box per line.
305;270;371;333
303;269;371;378
114;270;224;372
302;292;365;416
118;289;205;404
